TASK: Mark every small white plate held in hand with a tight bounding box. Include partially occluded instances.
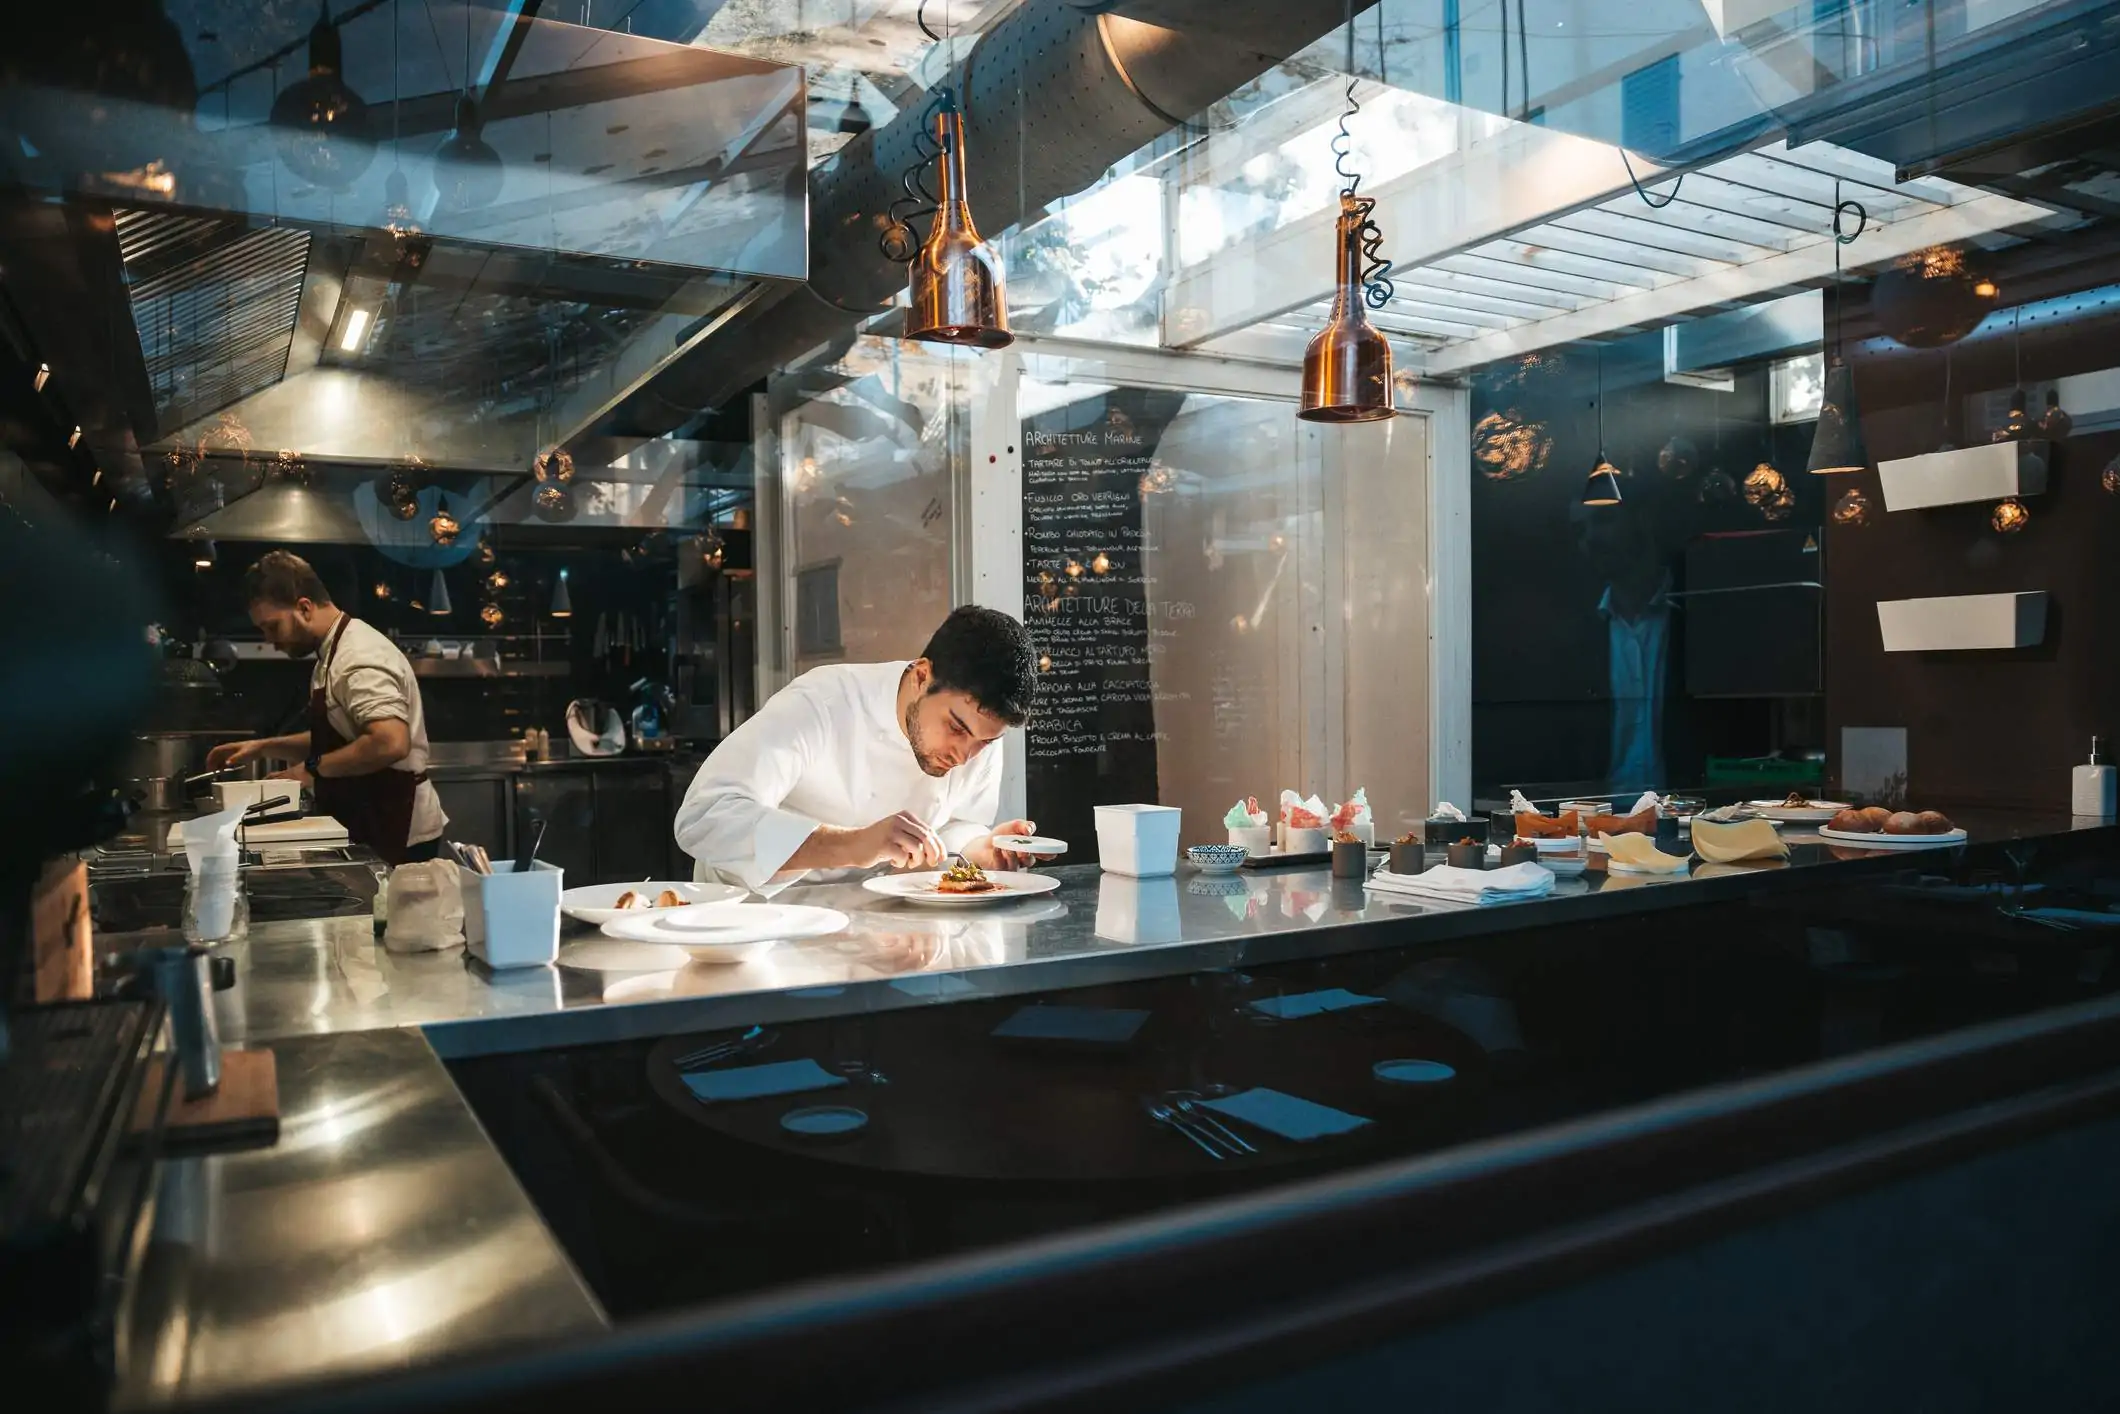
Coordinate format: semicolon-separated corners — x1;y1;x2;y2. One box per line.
992;834;1068;857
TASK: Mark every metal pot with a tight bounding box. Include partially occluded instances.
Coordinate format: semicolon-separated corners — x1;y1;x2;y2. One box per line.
126;731;251;809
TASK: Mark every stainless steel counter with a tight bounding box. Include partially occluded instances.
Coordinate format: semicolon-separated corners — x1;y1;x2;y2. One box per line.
91;810;2118;1408
111;1027;603;1409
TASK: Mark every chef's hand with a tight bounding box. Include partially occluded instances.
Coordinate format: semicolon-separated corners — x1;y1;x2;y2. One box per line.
858;811;945;870
267;764;312;787
206;739;268;771
963;819;1038;872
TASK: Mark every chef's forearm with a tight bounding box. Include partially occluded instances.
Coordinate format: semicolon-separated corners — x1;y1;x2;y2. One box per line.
317;722;409;778
781;825;862;873
259;732;310;761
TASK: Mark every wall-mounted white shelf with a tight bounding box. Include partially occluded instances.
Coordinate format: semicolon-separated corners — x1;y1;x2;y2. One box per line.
1877;591;2047;652
1876;440;2048;512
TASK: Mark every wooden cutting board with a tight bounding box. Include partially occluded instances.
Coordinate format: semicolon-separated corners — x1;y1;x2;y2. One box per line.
131;1048;281;1153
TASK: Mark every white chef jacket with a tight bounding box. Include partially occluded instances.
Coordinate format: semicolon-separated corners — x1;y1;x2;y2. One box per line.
312;617;448;846
675;660;1003;893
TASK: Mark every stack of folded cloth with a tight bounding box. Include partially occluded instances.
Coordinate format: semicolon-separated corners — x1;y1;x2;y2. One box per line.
1365;861;1555;906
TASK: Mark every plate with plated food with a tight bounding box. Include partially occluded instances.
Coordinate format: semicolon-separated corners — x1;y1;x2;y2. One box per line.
562;880;747;926
1749;791;1854;824
862;857;1064;906
1817;806;1966;847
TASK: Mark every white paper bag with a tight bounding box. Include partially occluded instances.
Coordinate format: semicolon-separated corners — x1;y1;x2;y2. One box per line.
384;859;465;952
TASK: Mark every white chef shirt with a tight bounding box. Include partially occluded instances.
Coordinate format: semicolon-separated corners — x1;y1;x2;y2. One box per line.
313;617;448;846
675;660;1003;893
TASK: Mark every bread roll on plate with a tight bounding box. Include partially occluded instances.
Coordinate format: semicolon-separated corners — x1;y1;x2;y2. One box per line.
1882;811;1925;835
1828;808;1874;833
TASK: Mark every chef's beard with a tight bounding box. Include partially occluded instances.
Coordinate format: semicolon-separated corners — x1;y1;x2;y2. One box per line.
904;698;949;777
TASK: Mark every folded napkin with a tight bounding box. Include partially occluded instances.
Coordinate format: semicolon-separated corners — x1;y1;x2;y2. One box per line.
1365;861;1555;905
1201;1087;1372;1142
1248;988;1386;1020
680;1058;848;1104
991;1004;1151;1044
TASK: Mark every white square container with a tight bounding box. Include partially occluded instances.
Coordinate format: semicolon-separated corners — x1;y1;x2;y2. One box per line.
459;860;563;968
1094;803;1182;878
1094;873;1183;945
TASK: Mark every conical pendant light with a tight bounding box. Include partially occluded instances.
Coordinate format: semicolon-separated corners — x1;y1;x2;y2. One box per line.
1299;194;1396;422
428;569;452;616
906;99;1011;348
550;568;572;619
1581;345;1623;506
1809;189;1870;475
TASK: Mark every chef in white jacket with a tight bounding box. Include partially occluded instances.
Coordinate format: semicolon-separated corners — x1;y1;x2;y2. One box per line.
676;606;1040;892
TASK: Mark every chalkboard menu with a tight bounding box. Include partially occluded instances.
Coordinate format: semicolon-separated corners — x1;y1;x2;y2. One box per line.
1022;390;1184;860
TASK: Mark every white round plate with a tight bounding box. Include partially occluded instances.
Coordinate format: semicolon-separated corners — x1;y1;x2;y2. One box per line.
1517;834;1584;854
1750;799;1851;823
862;870;1064;906
1817;825;1967;848
598;903;850;956
563;880;746;925
1608;860;1689;876
1540;855;1588;877
992;834;1069;857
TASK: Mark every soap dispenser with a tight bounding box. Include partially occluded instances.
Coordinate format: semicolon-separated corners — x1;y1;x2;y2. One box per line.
2073;737;2117;819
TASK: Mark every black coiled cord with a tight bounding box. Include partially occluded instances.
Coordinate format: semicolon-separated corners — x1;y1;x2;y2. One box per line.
1330;76;1395;309
881;0;955;264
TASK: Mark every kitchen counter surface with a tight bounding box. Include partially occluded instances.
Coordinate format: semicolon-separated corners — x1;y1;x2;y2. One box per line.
111;1027;605;1410
89;807;2120;1408
86;808;2118;1064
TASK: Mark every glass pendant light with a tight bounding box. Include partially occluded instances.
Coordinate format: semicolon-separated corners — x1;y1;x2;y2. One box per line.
271;2;373;191
1300;0;1396;423
433;94;504;213
906;97;1011;348
1581;346;1622;506
1809;189;1870;475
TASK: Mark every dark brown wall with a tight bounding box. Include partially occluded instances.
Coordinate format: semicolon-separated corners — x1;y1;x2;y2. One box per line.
1827;275;2120;810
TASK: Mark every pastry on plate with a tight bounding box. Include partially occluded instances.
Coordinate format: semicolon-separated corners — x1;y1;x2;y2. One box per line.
656;888;684;908
1828;808;1875;833
1882;811;1925;835
936;859;1000;894
1861;806;1893;830
615;889;645;910
1915;810;1956;834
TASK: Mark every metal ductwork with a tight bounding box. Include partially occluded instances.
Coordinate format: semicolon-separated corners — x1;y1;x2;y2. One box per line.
587;0;1366;451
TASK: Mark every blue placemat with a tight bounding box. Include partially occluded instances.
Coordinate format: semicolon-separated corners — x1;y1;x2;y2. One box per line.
680;1058;848;1104
1248;988;1387;1020
991;1004;1151;1045
1201;1087;1372;1141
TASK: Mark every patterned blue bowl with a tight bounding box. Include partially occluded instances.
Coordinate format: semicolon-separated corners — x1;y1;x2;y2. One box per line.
1187;844;1250;875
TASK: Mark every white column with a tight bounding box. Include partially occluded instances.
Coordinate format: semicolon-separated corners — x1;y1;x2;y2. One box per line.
965;349;1028;822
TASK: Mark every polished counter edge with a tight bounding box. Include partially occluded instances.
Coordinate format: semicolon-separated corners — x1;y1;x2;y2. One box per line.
112;1027;606;1410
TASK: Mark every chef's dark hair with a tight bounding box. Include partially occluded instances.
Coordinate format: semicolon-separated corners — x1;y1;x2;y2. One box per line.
243;550;334;608
920;606;1037;725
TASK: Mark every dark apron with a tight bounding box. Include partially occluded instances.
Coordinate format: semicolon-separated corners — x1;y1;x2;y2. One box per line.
311;617;434;866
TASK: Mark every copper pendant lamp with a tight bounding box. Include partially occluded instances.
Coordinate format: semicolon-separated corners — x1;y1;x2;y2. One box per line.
1299;194;1396;422
906;100;1011;349
1299;1;1395;423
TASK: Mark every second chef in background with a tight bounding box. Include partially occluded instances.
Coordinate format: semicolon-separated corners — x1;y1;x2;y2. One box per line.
676;606;1039;893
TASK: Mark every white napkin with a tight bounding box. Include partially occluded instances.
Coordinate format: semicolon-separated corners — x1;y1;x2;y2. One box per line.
180;804;249;875
1432;801;1470;821
1365;862;1554;905
1625;790;1662;818
1506;790;1538;817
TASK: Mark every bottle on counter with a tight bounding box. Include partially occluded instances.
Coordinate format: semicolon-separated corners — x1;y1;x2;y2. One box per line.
2072;737;2117;819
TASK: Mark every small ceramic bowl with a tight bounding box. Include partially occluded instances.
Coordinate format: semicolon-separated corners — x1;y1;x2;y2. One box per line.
1187;844;1250;876
1497;842;1538;867
1331;839;1368;879
1445;841;1486;869
1388;841;1425;876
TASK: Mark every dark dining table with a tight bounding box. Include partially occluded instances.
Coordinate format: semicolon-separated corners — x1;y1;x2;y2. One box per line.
645;973;1494;1187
